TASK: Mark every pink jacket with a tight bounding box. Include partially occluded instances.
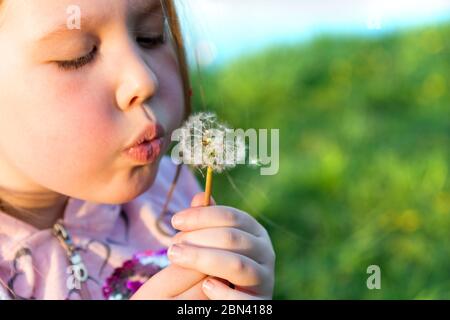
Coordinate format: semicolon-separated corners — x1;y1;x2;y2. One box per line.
0;157;201;299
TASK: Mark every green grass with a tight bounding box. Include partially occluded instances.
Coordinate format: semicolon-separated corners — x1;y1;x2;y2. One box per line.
190;23;450;299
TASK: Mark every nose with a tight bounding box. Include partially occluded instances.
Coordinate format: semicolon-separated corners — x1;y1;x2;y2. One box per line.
115;41;159;112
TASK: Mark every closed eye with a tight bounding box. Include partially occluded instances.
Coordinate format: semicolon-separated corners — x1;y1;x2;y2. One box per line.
54;33;164;71
136;34;166;49
56;46;98;71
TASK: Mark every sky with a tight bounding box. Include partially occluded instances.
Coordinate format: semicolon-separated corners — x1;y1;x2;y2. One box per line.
177;0;450;65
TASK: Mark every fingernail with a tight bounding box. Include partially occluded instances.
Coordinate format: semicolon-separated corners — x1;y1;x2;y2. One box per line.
203;279;215;291
171;214;184;228
168;244;183;262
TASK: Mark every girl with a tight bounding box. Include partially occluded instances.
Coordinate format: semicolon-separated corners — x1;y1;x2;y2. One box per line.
0;0;275;300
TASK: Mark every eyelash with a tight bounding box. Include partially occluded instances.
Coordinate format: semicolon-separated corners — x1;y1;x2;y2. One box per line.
56;34;166;71
137;34;166;49
56;46;98;71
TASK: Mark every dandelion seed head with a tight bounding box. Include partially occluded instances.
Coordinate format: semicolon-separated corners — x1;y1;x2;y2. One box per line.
178;112;246;173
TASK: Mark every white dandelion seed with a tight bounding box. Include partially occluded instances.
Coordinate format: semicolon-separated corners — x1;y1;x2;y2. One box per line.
178;112;246;173
177;112;247;206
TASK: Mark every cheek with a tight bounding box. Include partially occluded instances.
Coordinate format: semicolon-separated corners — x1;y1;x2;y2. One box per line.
164;66;185;130
0;71;118;190
150;47;186;133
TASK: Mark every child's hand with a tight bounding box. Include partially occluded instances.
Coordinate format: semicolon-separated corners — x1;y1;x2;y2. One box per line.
130;264;208;299
168;193;276;300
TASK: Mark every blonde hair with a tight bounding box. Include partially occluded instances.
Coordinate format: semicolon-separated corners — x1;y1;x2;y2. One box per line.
0;0;191;229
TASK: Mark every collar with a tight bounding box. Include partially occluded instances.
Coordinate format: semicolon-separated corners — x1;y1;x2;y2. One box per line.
0;197;122;260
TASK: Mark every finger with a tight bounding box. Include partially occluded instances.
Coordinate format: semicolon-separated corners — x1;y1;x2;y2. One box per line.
171;206;265;237
130;264;207;299
171;227;268;264
174;281;209;300
202;278;262;300
168;244;266;287
190;192;216;207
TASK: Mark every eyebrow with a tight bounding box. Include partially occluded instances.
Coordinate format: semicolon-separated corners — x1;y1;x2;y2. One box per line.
34;13;109;44
35;0;162;44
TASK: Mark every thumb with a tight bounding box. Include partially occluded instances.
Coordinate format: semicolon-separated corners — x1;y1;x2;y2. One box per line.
130;264;206;299
191;192;216;207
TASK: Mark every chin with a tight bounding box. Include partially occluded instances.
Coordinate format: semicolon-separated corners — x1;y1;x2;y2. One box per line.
92;163;160;205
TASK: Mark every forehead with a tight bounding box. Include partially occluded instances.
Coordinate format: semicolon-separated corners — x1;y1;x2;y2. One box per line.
128;0;163;13
1;0;163;40
4;0;161;14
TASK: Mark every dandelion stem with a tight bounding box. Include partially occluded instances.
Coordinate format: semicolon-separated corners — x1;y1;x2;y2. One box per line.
204;166;213;206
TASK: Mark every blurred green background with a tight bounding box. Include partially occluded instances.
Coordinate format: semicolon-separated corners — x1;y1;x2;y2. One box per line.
188;21;450;299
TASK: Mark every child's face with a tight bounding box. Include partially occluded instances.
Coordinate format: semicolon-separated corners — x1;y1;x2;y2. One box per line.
0;0;185;204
